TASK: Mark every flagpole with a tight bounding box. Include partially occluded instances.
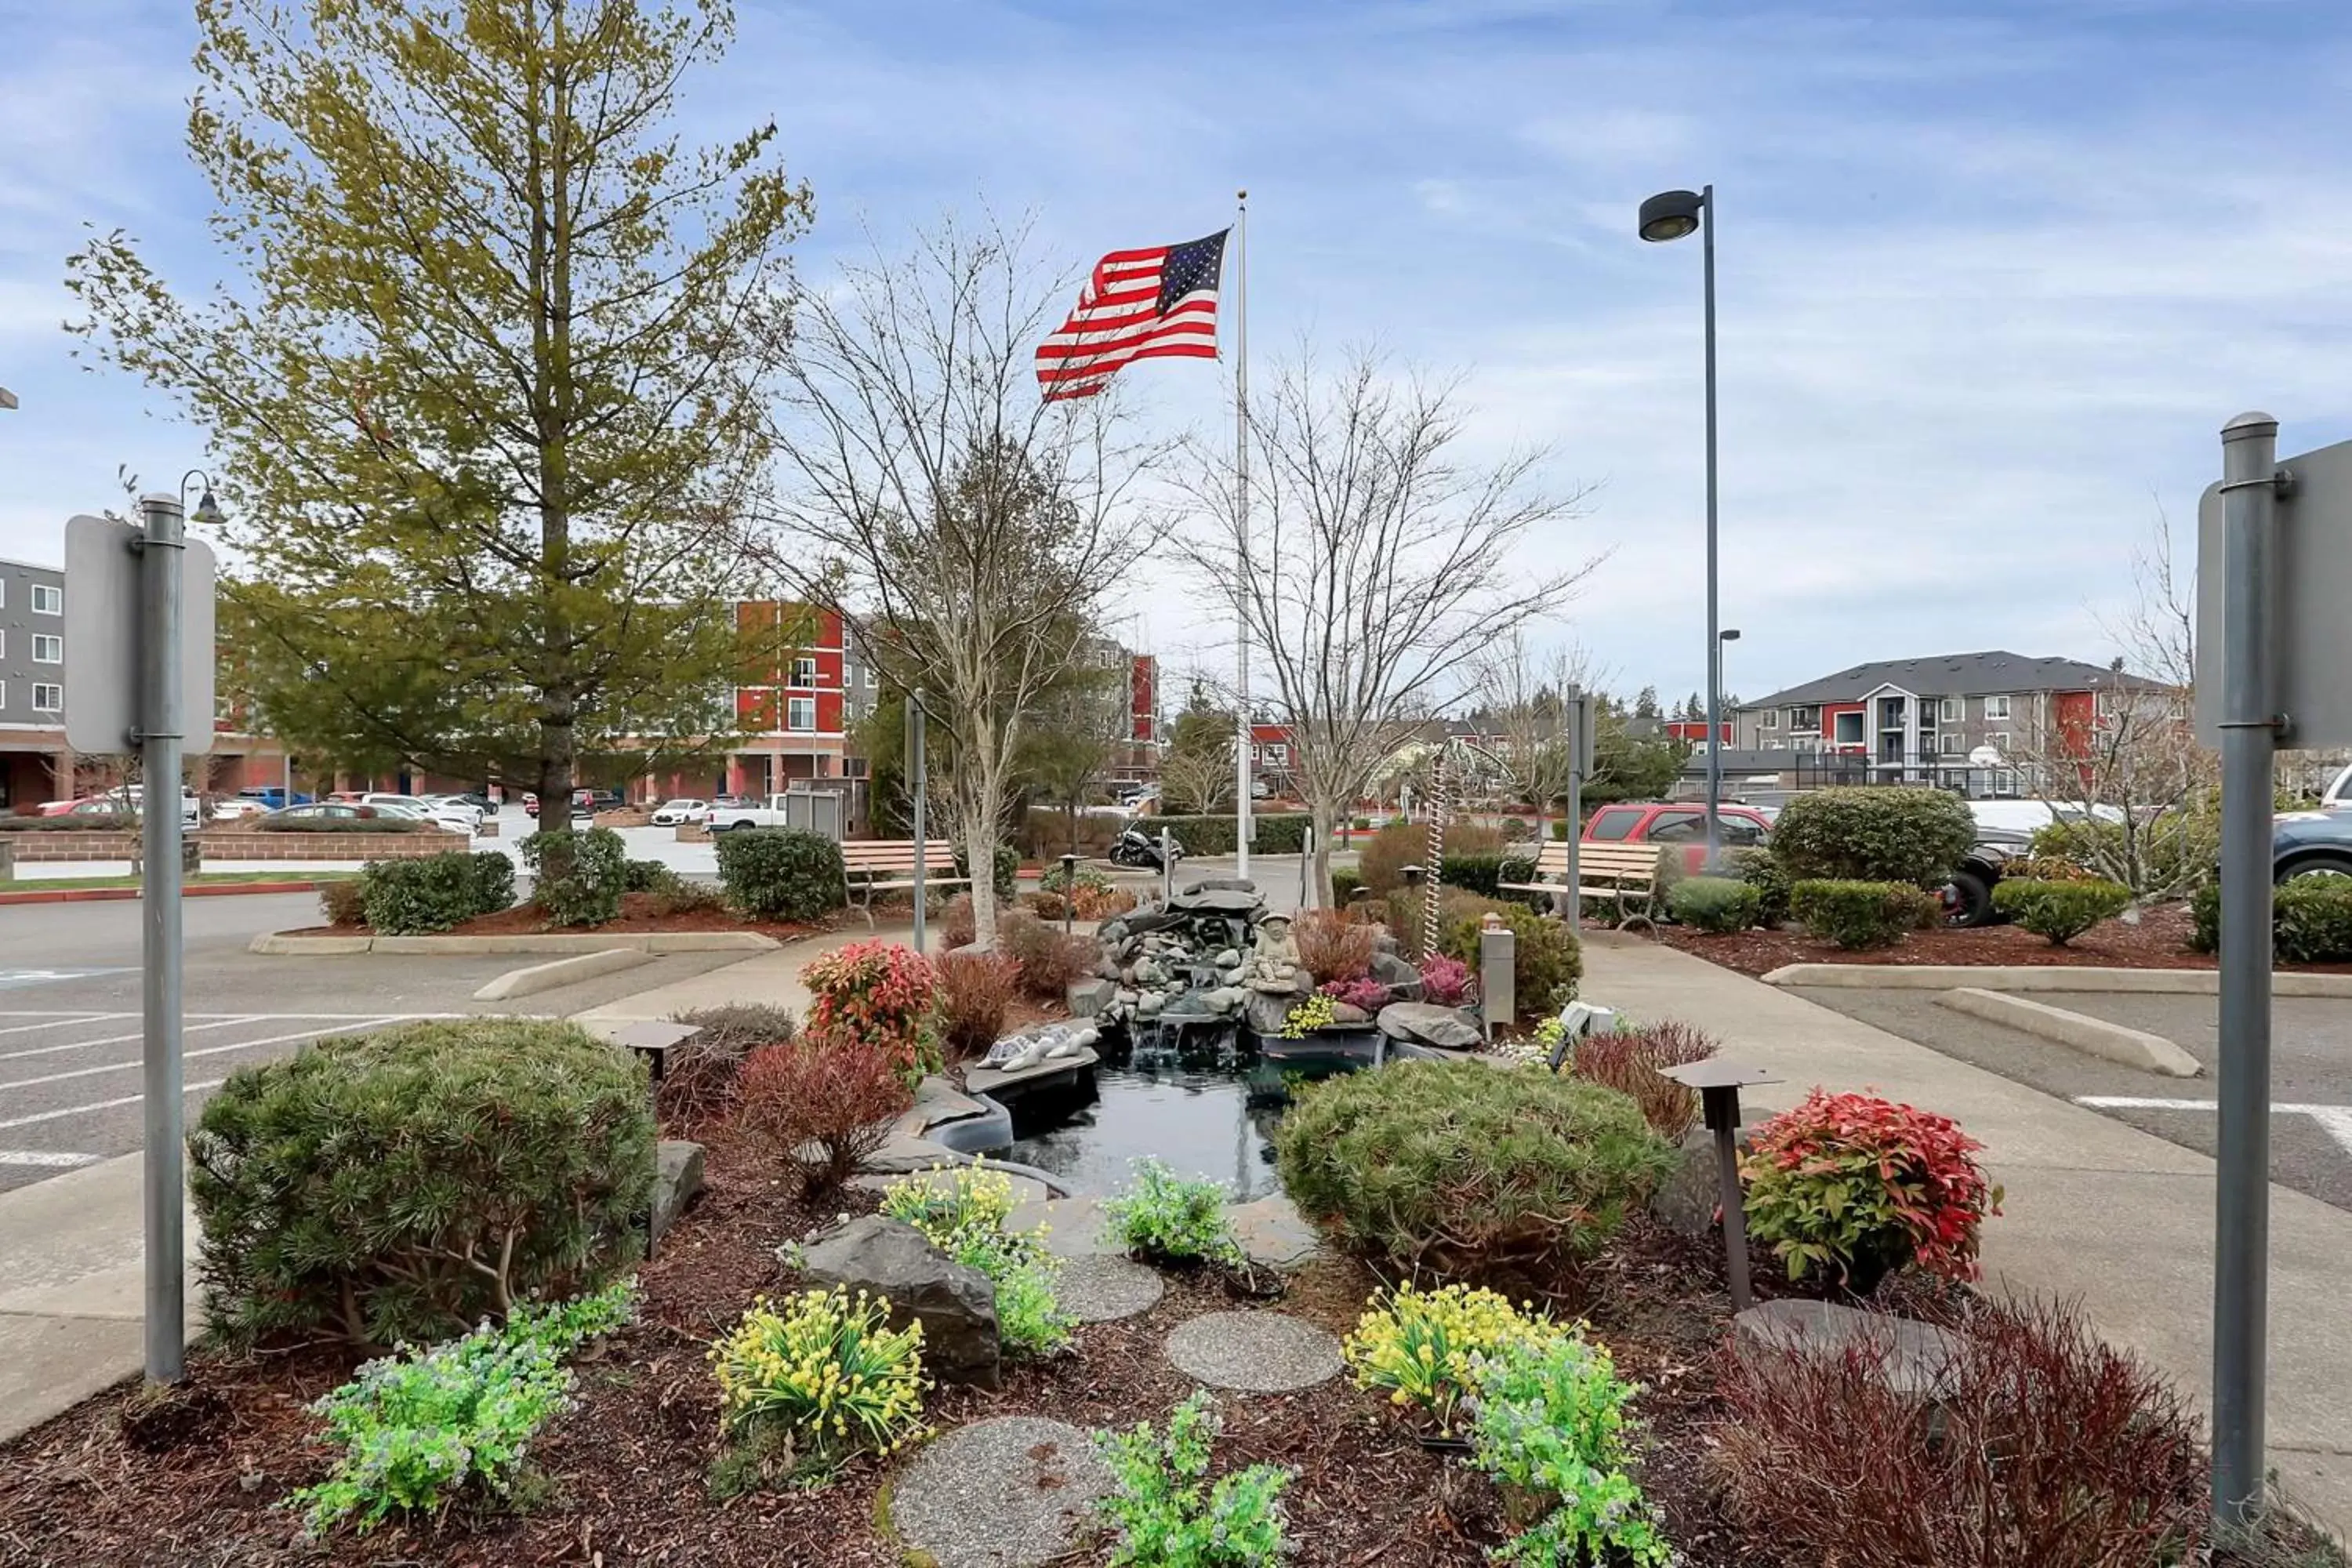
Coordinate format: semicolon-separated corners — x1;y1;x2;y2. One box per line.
1233;189;1253;883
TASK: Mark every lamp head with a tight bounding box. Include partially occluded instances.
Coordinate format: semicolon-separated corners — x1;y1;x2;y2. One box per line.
191;487;225;530
1719;628;1742;642
1639;188;1705;243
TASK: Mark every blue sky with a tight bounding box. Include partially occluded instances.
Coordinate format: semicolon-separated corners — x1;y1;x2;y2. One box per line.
2;0;2349;706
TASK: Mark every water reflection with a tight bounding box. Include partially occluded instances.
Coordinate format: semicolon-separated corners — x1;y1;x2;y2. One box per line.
996;1022;1349;1200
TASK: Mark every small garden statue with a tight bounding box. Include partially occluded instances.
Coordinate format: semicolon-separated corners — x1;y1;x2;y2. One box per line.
1246;913;1305;994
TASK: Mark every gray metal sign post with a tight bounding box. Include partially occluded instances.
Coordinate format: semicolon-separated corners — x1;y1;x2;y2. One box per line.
64;499;216;1387
909;688;927;953
1562;686;1594;931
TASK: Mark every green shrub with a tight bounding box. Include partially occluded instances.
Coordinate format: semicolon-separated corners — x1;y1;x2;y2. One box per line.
1138;813;1312;858
1328;866;1365;906
1770;787;1976;888
1668;875;1761;935
467;849;516;913
1094;1392;1292;1566
952;840;1021;899
2276;876;2352;963
189;1020;653;1347
622;857;670;893
319;879;367;927
1275;1058;1675;1276
714;827;847;922
1435;898;1581;1012
358;853;481;935
0;813;137;831
1439;851;1513;896
521;826;628;926
1103;1159;1240;1265
253;815;425;833
646;876;726;917
2189;882;2220;953
1790;879;1938;950
291;1282;636;1536
1990;877;2131;946
1726;847;1789;927
1469;1334;1674;1568
1358;819;1431;895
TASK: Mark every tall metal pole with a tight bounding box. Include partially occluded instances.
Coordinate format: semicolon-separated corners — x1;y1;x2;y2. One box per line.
909;688;927;953
135;493;187;1385
1232;191;1253;882
1700;184;1722;866
2212;412;2281;1532
1564;684;1583;933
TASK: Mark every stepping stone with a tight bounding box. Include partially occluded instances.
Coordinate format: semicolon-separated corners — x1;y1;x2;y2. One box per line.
1733;1298;1964;1402
1225;1194;1322;1272
1006;1195;1116;1258
1164;1311;1341;1392
1054;1255;1163;1323
889;1416;1111;1568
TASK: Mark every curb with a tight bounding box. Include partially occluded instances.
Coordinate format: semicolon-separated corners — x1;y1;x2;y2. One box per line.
474;947;655;1000
0;880;330;906
1935;987;2204;1078
1758;962;2352;997
249;931;780;956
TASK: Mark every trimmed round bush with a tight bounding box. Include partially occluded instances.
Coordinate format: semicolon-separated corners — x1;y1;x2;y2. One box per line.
357;850;514;935
1726;846;1790;927
623;857;671;893
1770;787;1976;888
714;826;847;922
1433;897;1581;1012
1790;879;1940;950
2276;876;2352;963
1990;877;2131;946
522;825;628;926
1274;1058;1675;1276
188;1019;654;1348
1667;875;1762;935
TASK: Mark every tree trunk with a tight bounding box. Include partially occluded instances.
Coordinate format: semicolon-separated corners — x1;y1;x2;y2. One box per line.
1307;797;1338;911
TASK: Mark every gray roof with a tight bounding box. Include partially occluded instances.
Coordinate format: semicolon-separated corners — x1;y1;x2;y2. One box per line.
1742;651;2158;711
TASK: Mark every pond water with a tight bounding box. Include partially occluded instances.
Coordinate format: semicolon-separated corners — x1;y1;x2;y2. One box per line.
992;1023;1359;1200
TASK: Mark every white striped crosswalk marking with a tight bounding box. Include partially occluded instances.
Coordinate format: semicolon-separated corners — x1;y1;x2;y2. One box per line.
0;1150;100;1168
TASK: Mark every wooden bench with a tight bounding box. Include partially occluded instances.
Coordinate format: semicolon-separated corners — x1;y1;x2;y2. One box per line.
1496;840;1661;929
841;840;969;926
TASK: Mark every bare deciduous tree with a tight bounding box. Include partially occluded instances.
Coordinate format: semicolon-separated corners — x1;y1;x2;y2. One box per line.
1470;630;1598;839
757;216;1160;946
1175;347;1599;906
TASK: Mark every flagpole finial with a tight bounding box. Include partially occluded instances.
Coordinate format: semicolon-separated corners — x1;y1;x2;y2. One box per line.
1236;188;1247;203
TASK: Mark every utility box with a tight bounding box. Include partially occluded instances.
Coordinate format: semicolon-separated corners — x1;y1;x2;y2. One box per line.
1479;916;1516;1039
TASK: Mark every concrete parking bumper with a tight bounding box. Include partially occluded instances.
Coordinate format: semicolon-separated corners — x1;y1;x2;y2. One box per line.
1761;962;2352;997
251;930;779;956
473;947;654;1001
1936;987;2205;1078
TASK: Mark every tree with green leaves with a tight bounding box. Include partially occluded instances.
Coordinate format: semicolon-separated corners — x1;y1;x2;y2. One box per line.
67;0;808;829
1633;685;1661;720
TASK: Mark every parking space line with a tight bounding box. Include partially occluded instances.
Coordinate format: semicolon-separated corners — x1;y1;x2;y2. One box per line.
0;1014;129;1039
2077;1096;2352;1156
0;1018;405;1094
0;1150;101;1168
0;1015;263;1065
0;1080;228;1133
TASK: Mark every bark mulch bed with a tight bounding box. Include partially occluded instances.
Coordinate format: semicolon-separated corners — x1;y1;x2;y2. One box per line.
299;891;836;943
1653;901;2352;980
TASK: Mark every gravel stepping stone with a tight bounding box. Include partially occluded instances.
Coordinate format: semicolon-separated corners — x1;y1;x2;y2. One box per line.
1006;1195;1116;1258
1054;1254;1164;1323
1164;1311;1341;1392
889;1416;1110;1568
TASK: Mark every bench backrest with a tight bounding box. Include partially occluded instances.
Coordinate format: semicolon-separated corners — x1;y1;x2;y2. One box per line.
840;839;960;874
1576;841;1664;880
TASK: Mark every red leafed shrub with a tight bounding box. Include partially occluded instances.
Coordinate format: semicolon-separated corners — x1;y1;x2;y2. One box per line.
1318;975;1388;1013
1740;1089;2003;1289
733;1034;913;1195
939;893;977;950
1069;882;1136;921
935;949;1021;1060
1713;1295;2210;1568
1295;908;1378;982
799;940;940;1084
996;910;1097;1002
1568;1020;1718;1142
1417;953;1472;1007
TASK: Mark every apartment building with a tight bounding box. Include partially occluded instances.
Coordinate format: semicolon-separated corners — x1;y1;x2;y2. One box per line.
0;557;68;808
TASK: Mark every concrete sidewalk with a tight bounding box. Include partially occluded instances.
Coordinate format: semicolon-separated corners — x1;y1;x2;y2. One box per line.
567;923;895;1028
0;1152;200;1444
1582;932;2350;1541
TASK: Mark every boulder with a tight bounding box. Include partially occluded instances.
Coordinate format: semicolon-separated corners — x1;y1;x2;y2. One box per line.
1137;993;1164;1019
1243;991;1295;1037
1732;1298;1963;1403
1327;1001;1372;1027
793;1215;1000;1388
1650;1125;1747;1240
1375;1001;1483;1050
1124;907;1183;935
1212;948;1241;967
1132;957;1169;986
1368;949;1425;1000
1181;877;1258;895
1202;986;1248;1014
1067;977;1116;1018
649;1140;704;1251
1167;886;1265;917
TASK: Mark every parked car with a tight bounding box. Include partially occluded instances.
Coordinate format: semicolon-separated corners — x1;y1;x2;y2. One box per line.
259;802;387;825
521;790;597;821
366;798;478;836
650;798;711;826
1579;801;1773;876
1945;800;2132;927
212;797;269;821
236;786;314;810
2272;811;2352;880
70;790;201;829
583;788;625;814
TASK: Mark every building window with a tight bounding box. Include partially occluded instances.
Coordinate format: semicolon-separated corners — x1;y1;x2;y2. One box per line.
1983;695;2011;720
791;656;818;688
1940;731;1962;755
31;683;63;713
1939;697;1959;722
844;757;869;779
1833;711;1864;746
1763;739;1784;750
786;696;816;731
31;583;62;615
31;633;61;664
1987;731;2009;753
1788;705;1820;732
1262;742;1289;768
1760;710;1778;730
1994;768;2020;797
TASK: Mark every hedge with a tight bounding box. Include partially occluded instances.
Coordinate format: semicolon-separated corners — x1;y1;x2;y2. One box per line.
2194;876;2352;962
0;814;139;832
1668;876;1762;935
1770;787;1976;888
716;828;848;923
1790;879;1940;950
358;850;514;935
1990;877;2130;946
1432;896;1581;1013
1148;812;1312;858
1726;846;1790;927
188;1019;652;1347
522;826;628;927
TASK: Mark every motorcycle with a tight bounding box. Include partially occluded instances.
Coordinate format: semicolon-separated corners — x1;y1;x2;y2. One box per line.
1109;824;1184;869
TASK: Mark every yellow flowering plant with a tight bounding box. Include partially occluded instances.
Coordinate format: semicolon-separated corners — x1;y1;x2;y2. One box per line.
1342;1282;1558;1434
709;1287;928;1475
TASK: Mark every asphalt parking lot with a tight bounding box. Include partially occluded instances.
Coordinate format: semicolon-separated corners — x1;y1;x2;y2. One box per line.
0;892;746;1194
1793;985;2352;1213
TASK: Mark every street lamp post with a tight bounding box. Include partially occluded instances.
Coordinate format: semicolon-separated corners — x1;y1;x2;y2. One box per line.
1640;185;1722;862
1718;629;1740;753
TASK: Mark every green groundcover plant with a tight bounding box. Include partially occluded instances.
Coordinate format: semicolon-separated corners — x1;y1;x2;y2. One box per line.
290;1281;636;1536
881;1166;1072;1358
1102;1159;1240;1266
1094;1390;1291;1566
1469;1333;1673;1567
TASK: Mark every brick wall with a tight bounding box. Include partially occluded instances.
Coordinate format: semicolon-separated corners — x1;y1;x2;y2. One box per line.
1;829;469;862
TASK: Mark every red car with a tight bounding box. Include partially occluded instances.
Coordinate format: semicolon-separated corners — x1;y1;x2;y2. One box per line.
1581;801;1773;875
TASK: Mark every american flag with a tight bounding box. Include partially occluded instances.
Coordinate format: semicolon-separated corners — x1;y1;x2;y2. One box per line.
1036;229;1228;401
